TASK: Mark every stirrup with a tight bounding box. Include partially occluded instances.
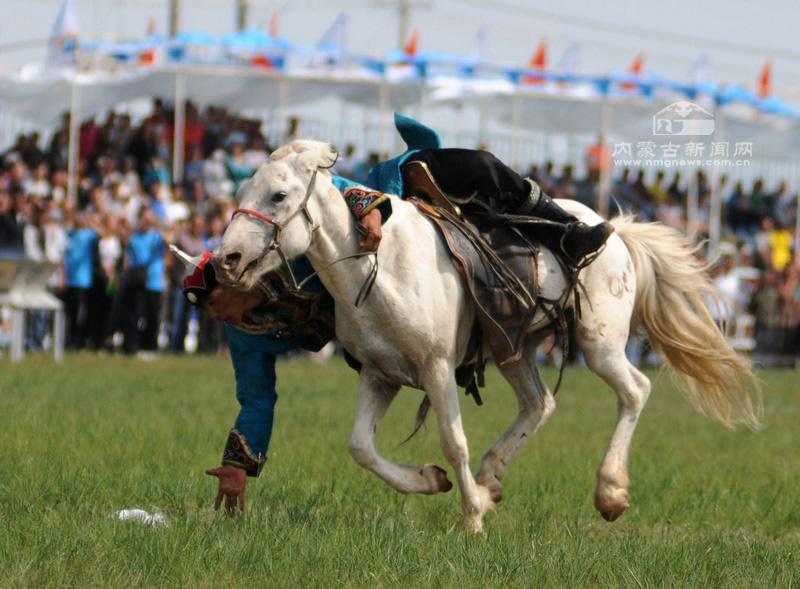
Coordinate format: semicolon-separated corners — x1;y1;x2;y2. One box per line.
516;178;543;215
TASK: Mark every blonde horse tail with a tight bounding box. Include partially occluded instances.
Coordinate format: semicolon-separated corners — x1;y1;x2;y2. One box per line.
610;215;762;429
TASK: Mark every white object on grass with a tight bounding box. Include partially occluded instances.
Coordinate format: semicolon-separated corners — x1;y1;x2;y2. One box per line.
114;509;168;527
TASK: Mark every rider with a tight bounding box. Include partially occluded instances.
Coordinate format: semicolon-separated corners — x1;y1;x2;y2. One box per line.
175;209;384;515
179;250;335;514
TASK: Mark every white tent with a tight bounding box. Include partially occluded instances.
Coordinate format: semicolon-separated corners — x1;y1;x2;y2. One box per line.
0;64;423;128
3;58;799;259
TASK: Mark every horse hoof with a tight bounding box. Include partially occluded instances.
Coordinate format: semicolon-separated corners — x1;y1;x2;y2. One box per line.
478;482;502;504
600;509;623;522
594;485;630;522
595;494;629;522
432;466;453;493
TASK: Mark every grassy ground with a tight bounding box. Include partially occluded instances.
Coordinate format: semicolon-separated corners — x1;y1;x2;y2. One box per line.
1;353;798;588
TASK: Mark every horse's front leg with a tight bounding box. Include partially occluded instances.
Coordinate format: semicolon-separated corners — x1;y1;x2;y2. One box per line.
422;360;490;533
348;369;453;496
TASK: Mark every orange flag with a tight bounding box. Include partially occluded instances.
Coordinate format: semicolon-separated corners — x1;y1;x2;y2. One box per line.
140;17;158;65
523;39;547;84
621;52;644;91
139;49;156;65
403;29;418;57
757;60;771;98
251;55;273;69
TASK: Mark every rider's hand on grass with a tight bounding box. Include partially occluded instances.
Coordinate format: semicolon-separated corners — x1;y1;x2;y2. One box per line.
358;209;383;253
206;465;247;515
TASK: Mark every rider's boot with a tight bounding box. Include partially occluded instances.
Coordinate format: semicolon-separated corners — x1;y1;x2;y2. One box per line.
517;178;614;263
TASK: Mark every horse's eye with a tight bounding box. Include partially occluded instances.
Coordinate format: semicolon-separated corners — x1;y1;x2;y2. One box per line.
271;191;287;203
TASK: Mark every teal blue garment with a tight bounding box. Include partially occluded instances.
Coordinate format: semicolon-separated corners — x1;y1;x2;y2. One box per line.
331;174;364;194
365;112;441;196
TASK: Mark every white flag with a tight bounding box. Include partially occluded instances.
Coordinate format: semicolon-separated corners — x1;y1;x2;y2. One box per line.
46;0;79;66
556;42;581;74
317;12;347;49
688;55;709;85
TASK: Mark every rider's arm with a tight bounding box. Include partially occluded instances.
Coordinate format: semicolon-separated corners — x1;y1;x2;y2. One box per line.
332;174;393;223
220;330;274;477
222;336;278;477
221;326;304;476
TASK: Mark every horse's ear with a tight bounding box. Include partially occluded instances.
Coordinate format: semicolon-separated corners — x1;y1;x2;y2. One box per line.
321;145;338;169
296;143;337;173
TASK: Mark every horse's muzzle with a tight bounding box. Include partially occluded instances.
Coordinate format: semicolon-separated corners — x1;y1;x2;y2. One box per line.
210;249;246;287
221;252;241;271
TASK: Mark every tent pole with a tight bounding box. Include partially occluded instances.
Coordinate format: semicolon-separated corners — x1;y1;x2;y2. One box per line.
511;89;522;170
478;108;486;149
795;133;800;269
67;77;81;204
172;71;186;186
278;74;288;144
418;77;427;125
708;105;725;260
687;166;699;238
379;80;389;157
597;93;612;218
362;105;369;159
453;103;462;147
339;100;347;150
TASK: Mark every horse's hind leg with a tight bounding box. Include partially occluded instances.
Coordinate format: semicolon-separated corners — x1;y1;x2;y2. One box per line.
475;343;555;508
579;319;652;522
348;369;453;496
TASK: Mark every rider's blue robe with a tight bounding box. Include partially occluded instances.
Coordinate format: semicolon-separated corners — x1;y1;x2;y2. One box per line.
222;257;332;476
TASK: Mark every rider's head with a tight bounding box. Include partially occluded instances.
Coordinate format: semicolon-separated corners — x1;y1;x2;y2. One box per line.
182;252;218;307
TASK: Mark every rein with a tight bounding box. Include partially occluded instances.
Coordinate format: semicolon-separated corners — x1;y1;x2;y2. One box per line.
296;249;378;308
231;169;378;307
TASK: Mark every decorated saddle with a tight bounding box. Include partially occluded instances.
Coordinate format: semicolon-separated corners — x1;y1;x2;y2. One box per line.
410;199;540;366
402;159;573;371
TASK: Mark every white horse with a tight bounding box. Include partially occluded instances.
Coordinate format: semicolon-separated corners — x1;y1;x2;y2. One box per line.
212;140;760;533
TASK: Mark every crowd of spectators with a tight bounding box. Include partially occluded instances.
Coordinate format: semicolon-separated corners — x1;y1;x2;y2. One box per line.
1;98;799;364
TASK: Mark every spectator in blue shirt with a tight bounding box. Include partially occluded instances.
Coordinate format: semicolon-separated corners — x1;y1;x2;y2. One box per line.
121;208;164;356
63;213;99;349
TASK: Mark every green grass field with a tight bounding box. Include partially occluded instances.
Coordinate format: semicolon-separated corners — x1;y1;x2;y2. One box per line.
1;353;798;588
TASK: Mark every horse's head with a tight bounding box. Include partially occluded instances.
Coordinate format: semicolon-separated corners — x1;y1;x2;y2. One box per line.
212;140;337;290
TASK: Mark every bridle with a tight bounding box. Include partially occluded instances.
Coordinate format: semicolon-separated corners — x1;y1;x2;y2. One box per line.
230;168;378;306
